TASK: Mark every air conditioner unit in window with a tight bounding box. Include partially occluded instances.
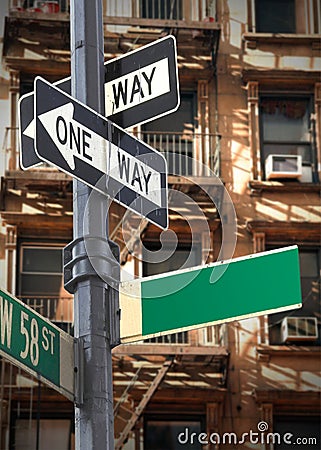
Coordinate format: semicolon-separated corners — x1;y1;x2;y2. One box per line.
265;154;302;180
281;317;318;343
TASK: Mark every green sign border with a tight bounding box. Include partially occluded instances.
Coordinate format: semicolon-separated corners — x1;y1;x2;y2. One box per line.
0;288;74;400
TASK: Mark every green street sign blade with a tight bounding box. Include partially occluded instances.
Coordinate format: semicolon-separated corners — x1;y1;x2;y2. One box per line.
0;288;74;401
119;246;302;343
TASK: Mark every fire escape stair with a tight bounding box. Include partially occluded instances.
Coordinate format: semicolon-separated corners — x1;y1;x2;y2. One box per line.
114;359;173;450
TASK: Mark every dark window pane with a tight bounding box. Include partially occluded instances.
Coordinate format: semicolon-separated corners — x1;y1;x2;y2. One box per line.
261;98;310;142
146;331;188;344
274;416;321;449
20;79;34;97
21;274;62;296
144;94;195;134
141;0;182;19
22;248;62;273
263;144;312;164
143;245;200;277
256;0;296;33
299;251;319;277
145;420;202;450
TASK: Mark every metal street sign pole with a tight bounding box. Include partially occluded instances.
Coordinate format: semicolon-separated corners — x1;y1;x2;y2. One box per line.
68;1;118;449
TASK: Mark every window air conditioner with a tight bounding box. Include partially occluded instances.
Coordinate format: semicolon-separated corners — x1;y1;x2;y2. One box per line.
281;317;318;343
265;154;302;180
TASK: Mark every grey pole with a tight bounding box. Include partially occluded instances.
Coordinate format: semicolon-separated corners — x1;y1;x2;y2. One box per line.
69;1;115;449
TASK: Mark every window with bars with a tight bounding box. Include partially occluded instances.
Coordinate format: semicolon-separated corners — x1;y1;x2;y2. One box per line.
140;0;183;20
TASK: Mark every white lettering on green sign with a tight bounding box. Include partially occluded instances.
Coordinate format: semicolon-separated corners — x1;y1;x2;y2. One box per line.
0;296;13;349
19;311;55;367
0;290;60;386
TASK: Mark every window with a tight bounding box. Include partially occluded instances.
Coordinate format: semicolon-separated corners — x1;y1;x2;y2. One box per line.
268;248;321;345
144;417;203;450
274;416;320;449
255;0;296;33
20;246;63;296
140;0;183;20
14;419;73;450
18;245;72;326
259;96;317;182
142;93;196;175
143;242;200;277
21;1;68;13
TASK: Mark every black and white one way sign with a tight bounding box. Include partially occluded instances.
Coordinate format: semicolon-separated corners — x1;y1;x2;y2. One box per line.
19;35;179;169
34;77;168;229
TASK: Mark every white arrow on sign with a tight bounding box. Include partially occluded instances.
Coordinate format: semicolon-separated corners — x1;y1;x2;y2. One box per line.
38;103;107;171
38;101;163;206
22;118;35;139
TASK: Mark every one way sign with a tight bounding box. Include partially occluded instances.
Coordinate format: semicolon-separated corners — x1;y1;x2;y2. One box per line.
19;35;179;169
35;77;168;229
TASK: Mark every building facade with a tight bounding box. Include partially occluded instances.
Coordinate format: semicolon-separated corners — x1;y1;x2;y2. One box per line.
0;1;320;449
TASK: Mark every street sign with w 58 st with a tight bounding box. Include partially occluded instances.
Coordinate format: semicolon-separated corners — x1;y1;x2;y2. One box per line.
0;288;74;400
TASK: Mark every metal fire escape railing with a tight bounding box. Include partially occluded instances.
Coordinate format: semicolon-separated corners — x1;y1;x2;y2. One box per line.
9;1;217;22
132;131;221;177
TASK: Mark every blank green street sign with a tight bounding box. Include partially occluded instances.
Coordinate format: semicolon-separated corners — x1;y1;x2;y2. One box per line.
0;288;74;400
119;246;302;343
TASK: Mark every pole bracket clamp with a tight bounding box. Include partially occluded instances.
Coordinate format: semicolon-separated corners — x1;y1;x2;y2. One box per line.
63;236;119;293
